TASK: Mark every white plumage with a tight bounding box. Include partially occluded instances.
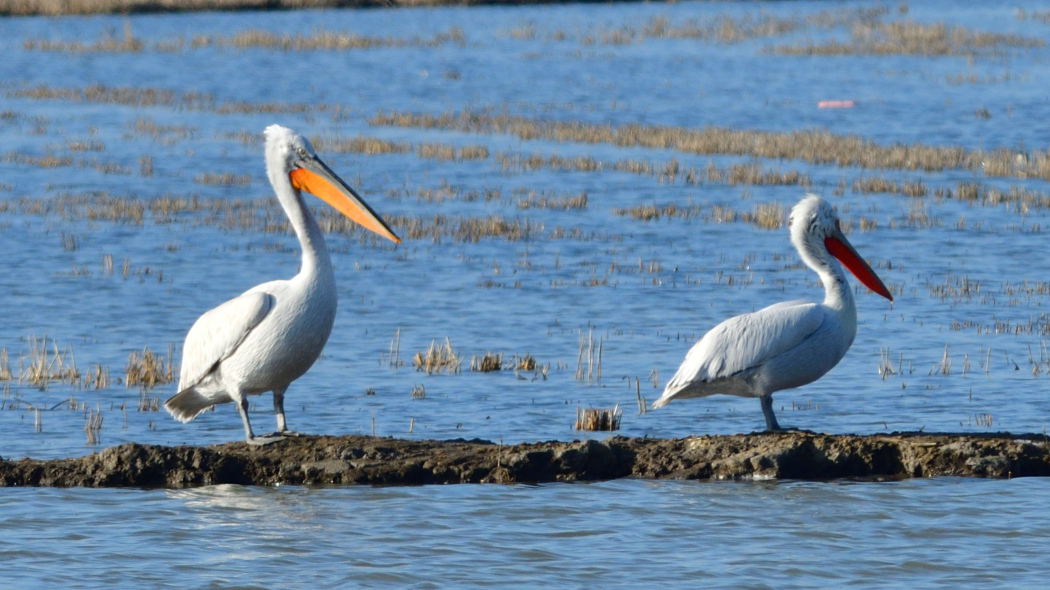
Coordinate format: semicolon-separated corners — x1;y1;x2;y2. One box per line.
651;195;892;430
164;125;400;445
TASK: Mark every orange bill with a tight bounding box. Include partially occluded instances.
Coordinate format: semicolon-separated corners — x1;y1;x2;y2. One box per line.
824;234;893;301
290;166;400;244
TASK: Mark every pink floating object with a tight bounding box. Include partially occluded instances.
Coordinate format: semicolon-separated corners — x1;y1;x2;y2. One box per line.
818;100;856;109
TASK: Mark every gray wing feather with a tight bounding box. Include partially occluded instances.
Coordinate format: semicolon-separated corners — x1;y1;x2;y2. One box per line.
659;301;824;400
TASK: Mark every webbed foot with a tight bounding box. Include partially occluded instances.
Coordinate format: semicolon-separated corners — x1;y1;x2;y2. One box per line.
246;435;285;446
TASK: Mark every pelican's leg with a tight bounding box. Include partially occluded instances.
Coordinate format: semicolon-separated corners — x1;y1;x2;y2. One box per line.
760;395;782;432
266;386;302;438
236;396;283;446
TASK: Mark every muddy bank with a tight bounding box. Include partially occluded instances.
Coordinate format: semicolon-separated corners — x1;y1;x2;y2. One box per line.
3;431;1049;488
1;0;635;17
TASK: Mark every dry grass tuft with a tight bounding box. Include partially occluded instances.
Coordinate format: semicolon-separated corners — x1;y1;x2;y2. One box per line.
124;345;174;390
19;335;79;391
515;354;537;371
574;405;622;431
413;338;461;375
470;353;503;372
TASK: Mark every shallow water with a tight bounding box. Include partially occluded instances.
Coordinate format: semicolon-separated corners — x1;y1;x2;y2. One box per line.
2;0;1050;584
3;478;1049;588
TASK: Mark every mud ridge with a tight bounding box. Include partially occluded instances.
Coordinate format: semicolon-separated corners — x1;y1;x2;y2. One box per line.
2;431;1049;488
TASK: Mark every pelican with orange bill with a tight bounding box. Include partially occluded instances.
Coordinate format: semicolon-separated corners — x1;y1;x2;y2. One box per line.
165;124;400;444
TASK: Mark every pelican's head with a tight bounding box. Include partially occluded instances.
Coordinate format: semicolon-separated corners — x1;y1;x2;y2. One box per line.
264;124;400;244
789;194;892;301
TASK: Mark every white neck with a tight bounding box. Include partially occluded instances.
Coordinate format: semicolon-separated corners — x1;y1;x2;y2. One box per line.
798;236;856;320
267;167;332;281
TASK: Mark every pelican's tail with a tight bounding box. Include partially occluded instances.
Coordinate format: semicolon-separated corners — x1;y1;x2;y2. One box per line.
650;390;675;410
164;388;214;423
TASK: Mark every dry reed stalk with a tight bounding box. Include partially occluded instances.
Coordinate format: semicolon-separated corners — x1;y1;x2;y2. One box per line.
633;377;646;415
82;364;110;390
84;404;103;445
137;392;160;411
388;328;403;368
574;405;622;431
575;329;602;383
0;348;11;380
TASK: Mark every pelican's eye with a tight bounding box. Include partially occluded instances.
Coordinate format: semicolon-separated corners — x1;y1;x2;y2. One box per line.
297;146;308;159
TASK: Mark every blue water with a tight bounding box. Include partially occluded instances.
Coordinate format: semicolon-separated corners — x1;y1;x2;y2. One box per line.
2;0;1050;585
2;478;1048;588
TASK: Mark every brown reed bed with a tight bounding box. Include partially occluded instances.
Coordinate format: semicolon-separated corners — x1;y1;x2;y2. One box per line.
24;21;142;53
22;22;465;52
0;191;615;243
417;143;490;162
514;6;886;46
128;117;198;144
497;150;808;188
574;405;621;431
934;183;1050;211
514;190;588;210
394;182;502;204
772;19;1043;57
852;176;929;197
1016;9;1050;24
6;83;331;116
309;135;412;156
193;172;252;187
371;108;1050;181
189;26;465;51
613;200;784;229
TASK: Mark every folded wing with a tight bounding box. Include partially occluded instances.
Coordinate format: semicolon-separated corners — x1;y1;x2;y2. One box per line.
654;301;824;405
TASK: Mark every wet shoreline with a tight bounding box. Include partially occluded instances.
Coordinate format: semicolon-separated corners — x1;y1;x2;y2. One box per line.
2;431;1048;488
